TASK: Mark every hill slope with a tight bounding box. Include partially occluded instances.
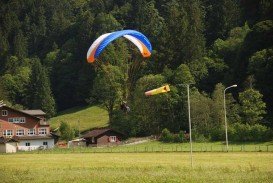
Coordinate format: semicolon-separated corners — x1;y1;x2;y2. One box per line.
49;105;109;132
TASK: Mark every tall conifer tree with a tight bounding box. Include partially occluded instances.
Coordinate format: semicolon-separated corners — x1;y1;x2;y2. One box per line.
28;58;56;117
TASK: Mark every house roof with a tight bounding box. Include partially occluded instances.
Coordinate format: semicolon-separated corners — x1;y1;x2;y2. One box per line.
21;110;46;116
14;135;54;140
0;106;40;120
0;137;18;144
83;128;124;138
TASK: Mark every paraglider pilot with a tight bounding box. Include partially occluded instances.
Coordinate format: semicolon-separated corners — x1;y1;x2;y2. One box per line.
120;101;130;113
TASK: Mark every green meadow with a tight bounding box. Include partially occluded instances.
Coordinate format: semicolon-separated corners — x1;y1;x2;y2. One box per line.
1;152;272;183
49;105;109;131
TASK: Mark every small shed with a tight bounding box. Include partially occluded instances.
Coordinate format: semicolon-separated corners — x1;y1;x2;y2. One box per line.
68;138;86;148
83;128;125;147
0;137;18;153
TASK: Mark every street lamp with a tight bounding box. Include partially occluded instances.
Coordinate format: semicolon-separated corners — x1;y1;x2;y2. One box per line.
224;84;237;152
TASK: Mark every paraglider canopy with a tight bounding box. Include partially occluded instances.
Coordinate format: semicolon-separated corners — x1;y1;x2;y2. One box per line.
87;30;152;63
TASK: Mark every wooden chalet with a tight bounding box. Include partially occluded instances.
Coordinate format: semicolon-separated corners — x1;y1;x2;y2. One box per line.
83;128;124;147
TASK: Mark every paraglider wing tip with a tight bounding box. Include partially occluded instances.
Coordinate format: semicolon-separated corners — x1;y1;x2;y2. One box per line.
143;51;151;57
87;55;95;63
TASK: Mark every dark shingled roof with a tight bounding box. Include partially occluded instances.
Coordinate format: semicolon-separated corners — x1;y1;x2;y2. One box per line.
83;128;111;138
83;128;124;138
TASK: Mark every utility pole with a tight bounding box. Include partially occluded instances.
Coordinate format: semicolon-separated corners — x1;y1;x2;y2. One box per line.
177;84;193;167
187;84;193;168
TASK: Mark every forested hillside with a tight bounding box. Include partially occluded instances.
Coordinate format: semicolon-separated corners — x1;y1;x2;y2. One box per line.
0;0;272;138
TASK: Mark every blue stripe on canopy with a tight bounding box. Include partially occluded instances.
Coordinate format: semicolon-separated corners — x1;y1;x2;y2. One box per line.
94;30;152;58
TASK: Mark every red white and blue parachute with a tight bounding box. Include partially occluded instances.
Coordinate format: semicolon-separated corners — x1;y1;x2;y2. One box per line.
87;30;152;63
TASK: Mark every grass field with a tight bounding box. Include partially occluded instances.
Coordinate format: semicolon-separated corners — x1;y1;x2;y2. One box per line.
1;152;272;182
49;105;109;131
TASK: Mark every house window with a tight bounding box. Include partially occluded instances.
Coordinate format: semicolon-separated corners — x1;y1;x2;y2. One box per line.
16;129;24;136
28;129;35;135
20;117;25;123
43;142;48;146
2;110;8;116
25;142;30;146
109;136;116;142
4;130;13;136
8;117;26;123
39;128;47;135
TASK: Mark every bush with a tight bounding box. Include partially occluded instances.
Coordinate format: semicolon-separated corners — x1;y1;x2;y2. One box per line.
173;131;184;143
250;124;271;141
193;133;208;142
210;127;225;141
59;121;75;142
160;128;174;143
229;123;271;142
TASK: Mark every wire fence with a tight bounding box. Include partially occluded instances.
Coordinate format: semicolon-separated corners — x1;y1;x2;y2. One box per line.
19;145;273;154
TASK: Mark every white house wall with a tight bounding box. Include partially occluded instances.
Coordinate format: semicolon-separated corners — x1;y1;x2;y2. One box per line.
0;143;17;153
18;139;54;151
6;142;17;153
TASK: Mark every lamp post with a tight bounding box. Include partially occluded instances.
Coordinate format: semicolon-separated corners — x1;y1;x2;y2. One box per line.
178;84;192;167
224;84;237;152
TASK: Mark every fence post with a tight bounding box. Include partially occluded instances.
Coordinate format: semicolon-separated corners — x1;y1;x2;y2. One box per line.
211;145;212;152
241;145;243;151
267;145;269;152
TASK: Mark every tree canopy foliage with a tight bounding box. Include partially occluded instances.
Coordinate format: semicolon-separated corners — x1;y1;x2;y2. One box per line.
0;0;272;138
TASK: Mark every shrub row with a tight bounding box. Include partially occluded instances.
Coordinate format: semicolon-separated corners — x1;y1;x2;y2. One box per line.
211;123;272;142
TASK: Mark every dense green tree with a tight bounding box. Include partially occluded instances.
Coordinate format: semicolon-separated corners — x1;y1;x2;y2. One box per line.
211;83;225;129
248;48;273;125
190;89;212;137
162;0;205;68
0;0;272;135
132;74;171;135
173;64;195;85
241;0;273;26
204;0;241;45
28;58;56;117
239;89;266;125
91;65;124;122
1;56;31;105
13;30;28;58
59;121;75;142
